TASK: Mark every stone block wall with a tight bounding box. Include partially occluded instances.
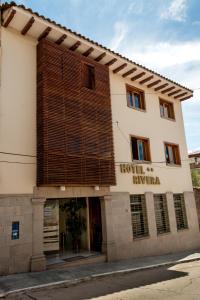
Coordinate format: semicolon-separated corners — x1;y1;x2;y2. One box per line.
0;195;33;275
111;191;200;260
194;188;200;229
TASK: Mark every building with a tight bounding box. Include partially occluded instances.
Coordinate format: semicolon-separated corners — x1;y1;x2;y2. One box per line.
188;151;200;229
189;150;200;188
0;2;200;275
189;151;200;170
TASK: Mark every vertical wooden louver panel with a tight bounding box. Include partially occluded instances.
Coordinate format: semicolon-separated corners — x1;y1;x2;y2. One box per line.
37;39;116;186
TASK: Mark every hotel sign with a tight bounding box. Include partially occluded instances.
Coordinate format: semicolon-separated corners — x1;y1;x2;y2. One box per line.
120;163;160;185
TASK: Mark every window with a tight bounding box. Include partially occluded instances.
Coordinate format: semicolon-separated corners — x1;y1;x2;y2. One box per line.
174;194;188;230
126;86;145;110
131;136;151;161
83;64;95;90
164;143;181;165
160;99;175;120
130;195;149;238
154;194;170;234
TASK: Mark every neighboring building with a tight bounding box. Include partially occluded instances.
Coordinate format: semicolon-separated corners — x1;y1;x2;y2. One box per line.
189;151;200;187
189;151;200;170
188;151;200;228
0;2;200;275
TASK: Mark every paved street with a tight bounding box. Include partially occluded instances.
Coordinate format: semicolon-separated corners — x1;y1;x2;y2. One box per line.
5;260;200;300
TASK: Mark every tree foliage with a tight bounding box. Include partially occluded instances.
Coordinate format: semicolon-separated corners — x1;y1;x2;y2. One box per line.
191;169;200;187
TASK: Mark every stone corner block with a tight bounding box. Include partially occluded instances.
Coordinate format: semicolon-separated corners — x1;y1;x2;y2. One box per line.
30;254;46;272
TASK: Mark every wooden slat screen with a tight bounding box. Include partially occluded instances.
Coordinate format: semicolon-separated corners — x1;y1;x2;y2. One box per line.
37;39;116;186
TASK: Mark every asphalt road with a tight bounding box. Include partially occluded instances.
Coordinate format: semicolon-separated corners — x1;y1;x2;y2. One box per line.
6;260;200;300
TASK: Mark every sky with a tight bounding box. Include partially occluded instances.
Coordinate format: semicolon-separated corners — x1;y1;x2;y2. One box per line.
3;0;200;152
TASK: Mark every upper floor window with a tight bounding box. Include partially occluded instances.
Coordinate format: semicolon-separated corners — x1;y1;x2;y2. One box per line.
131;136;151;162
126;86;145;111
160;99;175;120
83;64;95;90
164;143;181;166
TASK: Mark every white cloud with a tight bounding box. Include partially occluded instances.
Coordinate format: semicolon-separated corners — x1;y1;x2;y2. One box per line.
118;36;200;151
123;40;200;71
161;0;188;22
109;21;128;51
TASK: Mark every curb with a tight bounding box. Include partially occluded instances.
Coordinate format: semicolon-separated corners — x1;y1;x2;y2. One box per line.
1;256;200;298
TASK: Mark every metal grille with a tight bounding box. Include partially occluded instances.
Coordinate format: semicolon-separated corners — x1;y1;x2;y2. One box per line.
154;194;170;234
130;194;149;238
174;194;188;230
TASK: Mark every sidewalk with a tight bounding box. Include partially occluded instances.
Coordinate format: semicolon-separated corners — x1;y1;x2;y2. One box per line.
1;249;200;298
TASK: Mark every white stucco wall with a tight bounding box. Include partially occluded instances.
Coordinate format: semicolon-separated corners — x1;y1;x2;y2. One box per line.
0;28;36;194
0;27;193;195
110;72;193;194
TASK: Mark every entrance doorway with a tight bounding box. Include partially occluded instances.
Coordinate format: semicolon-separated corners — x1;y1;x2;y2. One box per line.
59;198;87;254
43;197;103;259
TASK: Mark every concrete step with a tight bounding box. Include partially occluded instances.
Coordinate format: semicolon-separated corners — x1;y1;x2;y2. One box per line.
47;254;106;270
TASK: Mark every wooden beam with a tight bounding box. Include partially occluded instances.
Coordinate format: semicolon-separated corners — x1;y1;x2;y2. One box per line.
38;26;52;41
180;95;193;101
105;58;117;66
55;34;67;45
95;52;106;62
113;63;127;74
139;75;154;84
147;80;161;88
21;17;35;35
3;9;16;28
69;41;81;51
122;68;137;78
131;72;146;81
168;89;181;96
174;92;188;99
154;83;169;91
161;86;175;94
82;47;94;57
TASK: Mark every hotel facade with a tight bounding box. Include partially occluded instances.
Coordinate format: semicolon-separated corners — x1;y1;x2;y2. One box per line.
0;2;200;275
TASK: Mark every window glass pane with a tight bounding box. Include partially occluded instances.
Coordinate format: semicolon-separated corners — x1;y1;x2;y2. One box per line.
134;93;140;108
164;104;169;118
137;140;144;160
131;138;138;160
12;221;20;240
128;92;133;107
130;195;149;238
168;146;174;163
160;104;164;117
